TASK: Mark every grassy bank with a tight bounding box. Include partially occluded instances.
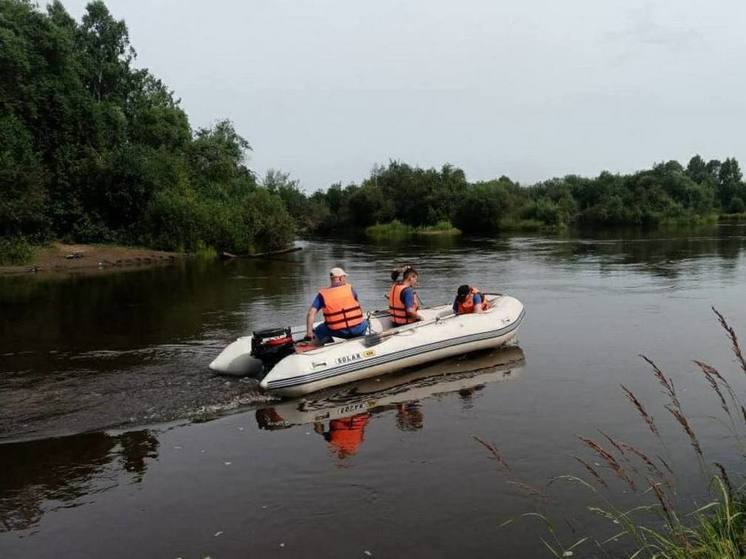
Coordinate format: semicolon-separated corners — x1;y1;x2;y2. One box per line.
365;220;462;239
720;212;746;222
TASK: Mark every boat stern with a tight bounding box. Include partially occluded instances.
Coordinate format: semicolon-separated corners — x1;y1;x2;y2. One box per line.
209;336;264;377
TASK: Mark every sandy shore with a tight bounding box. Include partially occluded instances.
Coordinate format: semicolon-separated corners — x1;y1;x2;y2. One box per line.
0;242;183;276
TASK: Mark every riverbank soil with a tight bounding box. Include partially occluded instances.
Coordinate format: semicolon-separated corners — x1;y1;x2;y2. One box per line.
0;242;182;275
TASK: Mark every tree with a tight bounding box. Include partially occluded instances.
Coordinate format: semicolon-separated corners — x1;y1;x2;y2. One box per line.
686;155;708;183
78;0;134;102
717;158;742;209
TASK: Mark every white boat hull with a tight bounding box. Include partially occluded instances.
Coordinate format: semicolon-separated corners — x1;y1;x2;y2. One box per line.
249;295;525;397
256;346;526;429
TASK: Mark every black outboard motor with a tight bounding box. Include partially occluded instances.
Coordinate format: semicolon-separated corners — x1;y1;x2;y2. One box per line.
250;327;296;376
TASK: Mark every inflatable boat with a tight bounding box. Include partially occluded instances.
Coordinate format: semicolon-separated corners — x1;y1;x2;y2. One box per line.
209;294;525;397
256;346;526;430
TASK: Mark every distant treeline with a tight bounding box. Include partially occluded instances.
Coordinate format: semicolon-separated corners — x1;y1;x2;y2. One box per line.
272;156;745;236
2;0;746;262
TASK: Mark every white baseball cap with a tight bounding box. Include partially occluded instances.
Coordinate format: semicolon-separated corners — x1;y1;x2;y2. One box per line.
329;267;348;277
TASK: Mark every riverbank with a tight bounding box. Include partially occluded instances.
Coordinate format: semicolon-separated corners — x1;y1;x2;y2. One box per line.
0;242;183;276
365;220;462;239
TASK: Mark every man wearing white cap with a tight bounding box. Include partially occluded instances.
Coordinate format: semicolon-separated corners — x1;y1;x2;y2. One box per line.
305;267;369;343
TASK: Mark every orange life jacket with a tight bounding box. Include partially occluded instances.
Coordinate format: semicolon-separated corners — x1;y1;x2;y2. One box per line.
388;283;419;325
327;414;369;457
318;284;364;331
456;287;488;314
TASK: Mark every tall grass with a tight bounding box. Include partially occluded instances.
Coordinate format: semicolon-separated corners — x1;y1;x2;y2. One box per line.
0;236;34;266
482;308;746;558
364;220;461;239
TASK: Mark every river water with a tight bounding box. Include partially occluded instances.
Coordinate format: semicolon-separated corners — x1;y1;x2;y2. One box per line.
1;226;745;558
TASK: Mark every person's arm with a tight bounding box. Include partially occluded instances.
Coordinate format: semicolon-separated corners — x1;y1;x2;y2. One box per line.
473;293;484;314
306;306;318;339
306;294;323;338
404;289;424;321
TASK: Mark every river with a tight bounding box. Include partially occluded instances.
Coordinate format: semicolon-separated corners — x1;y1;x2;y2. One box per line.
1;226;745;558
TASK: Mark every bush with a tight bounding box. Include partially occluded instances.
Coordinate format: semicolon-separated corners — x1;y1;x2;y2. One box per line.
365;220;415;239
728;197;745;214
0;237;34;266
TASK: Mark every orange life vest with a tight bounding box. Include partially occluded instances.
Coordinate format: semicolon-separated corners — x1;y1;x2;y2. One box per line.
327;414;369;457
318;284;364;331
456;287;488;314
388;283;419;325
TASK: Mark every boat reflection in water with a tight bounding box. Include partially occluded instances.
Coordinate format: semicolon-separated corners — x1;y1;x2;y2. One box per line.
256;346;525;458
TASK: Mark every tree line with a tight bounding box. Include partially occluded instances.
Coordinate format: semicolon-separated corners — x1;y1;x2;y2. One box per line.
269;155;745;236
2;0;745;263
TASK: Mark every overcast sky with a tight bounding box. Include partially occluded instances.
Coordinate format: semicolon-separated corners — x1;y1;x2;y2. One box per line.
60;0;746;191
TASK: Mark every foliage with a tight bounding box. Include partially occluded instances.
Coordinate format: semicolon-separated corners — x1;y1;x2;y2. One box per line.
302;155;741;235
0;236;34;265
3;0;746;253
0;0;293;255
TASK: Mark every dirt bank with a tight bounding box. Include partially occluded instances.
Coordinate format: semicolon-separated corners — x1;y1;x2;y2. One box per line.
0;242;184;276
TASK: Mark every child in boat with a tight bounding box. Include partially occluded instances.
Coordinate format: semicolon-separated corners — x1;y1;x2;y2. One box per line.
388;266;424;325
453;285;490;314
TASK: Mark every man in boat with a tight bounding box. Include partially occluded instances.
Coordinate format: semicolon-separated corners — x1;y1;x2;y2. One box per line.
453;285;490;314
388;266;424;326
305;267;369;343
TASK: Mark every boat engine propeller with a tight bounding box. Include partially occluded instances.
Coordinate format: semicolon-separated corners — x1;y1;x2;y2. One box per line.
250;327;296;377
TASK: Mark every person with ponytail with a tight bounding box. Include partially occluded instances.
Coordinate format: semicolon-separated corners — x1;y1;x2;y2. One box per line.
388;266;423;325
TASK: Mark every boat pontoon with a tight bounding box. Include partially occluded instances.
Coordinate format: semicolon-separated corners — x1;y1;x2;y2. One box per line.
209;294;525;397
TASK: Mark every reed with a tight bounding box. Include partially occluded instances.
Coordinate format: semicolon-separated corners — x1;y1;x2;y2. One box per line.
573;456;609;489
713;307;746;375
621;384;660;437
578;436;637;491
665;404;704;458
695;361;732;417
509;307;746;558
473;435;511;472
640;354;681;409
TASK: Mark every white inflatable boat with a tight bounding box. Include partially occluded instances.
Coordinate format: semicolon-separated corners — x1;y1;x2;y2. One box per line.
209;294;525;397
256;346;526;430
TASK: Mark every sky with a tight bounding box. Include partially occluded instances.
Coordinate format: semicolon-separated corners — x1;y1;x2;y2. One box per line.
59;0;746;192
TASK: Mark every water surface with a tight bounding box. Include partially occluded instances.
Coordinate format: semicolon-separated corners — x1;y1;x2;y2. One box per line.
1;226;745;558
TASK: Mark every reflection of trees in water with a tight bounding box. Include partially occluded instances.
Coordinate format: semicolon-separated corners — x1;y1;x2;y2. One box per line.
0;429;158;532
529;226;745;279
0;258;306;358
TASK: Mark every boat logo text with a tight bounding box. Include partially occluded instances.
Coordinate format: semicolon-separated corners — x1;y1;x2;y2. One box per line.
336;349;375;365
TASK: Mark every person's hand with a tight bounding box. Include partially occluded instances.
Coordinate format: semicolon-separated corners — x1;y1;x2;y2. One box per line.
304;332;314;341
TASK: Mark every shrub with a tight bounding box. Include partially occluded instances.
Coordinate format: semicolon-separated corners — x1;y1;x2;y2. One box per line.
0;237;34;266
728;197;745;214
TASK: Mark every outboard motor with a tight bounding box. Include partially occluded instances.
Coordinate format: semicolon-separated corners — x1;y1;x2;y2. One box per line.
250;327;296;376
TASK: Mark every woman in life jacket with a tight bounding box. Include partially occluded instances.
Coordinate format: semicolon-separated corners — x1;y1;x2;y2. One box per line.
305;267;369;343
453;284;490;314
388;266;423;326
